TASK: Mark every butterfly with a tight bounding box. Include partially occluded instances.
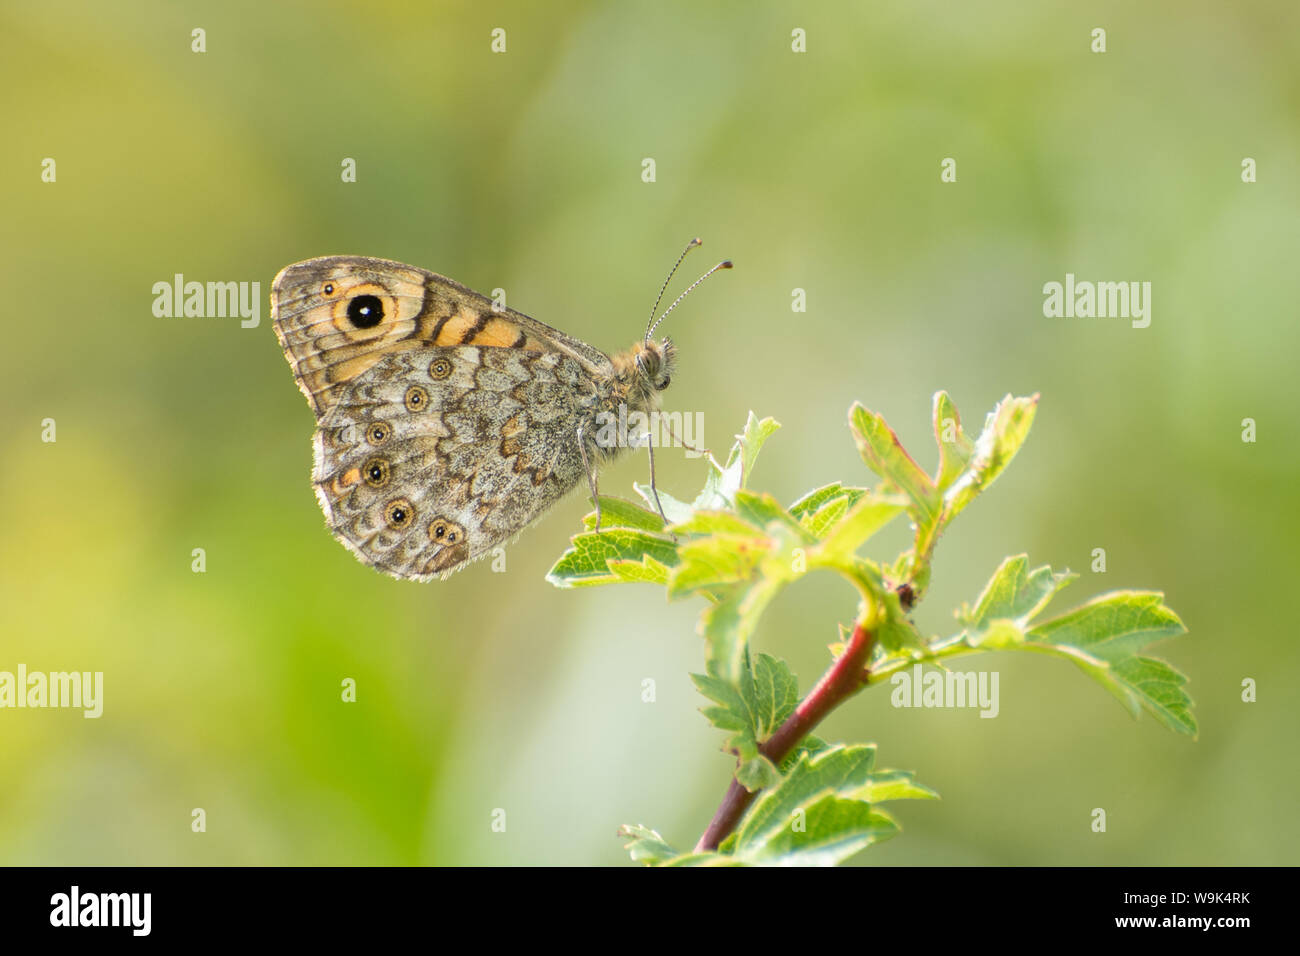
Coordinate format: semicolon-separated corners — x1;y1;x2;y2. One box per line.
271;242;730;580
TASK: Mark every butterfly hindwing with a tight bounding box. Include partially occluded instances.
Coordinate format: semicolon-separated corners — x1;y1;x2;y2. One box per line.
313;346;600;579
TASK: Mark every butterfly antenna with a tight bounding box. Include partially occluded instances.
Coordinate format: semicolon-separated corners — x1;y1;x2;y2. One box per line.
646;258;733;341
645;238;703;341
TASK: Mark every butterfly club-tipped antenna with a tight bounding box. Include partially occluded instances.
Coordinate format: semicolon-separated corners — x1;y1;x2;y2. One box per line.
644;238;733;343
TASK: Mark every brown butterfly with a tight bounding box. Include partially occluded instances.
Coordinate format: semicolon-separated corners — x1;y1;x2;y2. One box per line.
271;242;729;580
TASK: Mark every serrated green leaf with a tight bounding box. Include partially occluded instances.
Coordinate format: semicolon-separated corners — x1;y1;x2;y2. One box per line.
545;529;679;588
694;412;780;510
849;404;942;526
944;393;1038;519
932;390;973;490
960;554;1076;627
618;824;679;865
737;413;781;489
1109;655;1196;736
733;489;816;543
633;482;695;524
1027;590;1195;735
777;734;833;773
692;652;800;767
855;769;941;803
734;744;876;849
727;744;935;866
744;799;901;866
605;553;673;586
953;571;1196;736
580;495;666;532
802;496;849;537
671;510;761;537
788;482;869;522
1030;590;1186;663
668;533;769;597
814;494;907;561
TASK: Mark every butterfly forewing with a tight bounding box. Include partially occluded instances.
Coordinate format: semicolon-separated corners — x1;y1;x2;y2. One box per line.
271;255;611;418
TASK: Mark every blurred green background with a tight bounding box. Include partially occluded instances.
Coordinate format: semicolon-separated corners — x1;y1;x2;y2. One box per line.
3;0;1297;865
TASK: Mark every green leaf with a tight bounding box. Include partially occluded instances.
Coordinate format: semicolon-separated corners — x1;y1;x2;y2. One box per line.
1031;590;1185;663
814;494;907;562
545;529;679;588
944;393;1038;519
960;554;1076;629
633;483;695;525
580;495;666;532
735;755;782;790
618;825;679;865
727;744;936;866
953;561;1195;736
777;734;833;773
1028;590;1195;735
788;482;869;522
875;591;928;654
801;496;849;538
733;490;816;543
605;553;673;586
670;510;762;537
849;403;942;526
693;652;799;769
694;412;780;510
668;533;769;598
932;390;974;490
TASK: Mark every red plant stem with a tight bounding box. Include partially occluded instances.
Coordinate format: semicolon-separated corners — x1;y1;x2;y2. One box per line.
694;621;876;853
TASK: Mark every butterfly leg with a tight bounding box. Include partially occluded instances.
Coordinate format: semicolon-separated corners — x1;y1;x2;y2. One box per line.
644;439;678;541
576;423;603;533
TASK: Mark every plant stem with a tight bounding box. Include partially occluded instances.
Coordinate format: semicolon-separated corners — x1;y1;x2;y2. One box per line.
693;620;876;853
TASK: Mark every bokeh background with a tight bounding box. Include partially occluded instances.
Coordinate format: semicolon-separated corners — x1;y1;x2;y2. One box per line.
3;0;1297;865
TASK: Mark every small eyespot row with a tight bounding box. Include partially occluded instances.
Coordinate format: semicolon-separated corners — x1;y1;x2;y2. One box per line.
429;357;453;380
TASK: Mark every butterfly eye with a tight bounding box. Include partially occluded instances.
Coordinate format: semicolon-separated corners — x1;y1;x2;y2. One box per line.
384;498;414;530
429;358;453;380
657;375;671;390
404;386;429;413
363;457;390;488
347;294;384;329
365;422;390;445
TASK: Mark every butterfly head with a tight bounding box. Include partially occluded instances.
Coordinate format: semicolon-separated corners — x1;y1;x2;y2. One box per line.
611;337;676;409
635;336;676;392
